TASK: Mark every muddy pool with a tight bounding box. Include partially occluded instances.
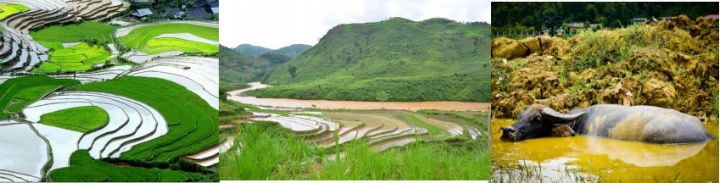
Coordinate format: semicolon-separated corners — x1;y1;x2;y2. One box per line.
491;118;719;182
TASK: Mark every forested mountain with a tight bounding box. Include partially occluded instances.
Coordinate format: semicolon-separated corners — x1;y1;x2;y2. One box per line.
492;2;718;33
247;17;492;102
233;44;311;58
220;45;292;90
273;44;312;58
234;44;272;57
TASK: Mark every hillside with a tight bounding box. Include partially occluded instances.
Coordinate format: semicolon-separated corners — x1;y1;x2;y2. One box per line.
248;17;491;102
220;45;291;90
234;44;272;56
273;44;312;58
234;44;311;58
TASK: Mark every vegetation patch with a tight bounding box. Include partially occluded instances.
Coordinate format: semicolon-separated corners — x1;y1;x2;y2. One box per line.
220;122;490;180
33;43;111;73
118;23;218;55
47;150;204;182
39;106;109;133
0;3;29;20
0;75;79;118
73;76;218;163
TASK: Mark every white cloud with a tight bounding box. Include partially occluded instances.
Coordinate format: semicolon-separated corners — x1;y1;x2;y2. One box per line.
220;0;490;49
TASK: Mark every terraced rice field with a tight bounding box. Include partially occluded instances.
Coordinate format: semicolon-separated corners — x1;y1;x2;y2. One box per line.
118;22;219;56
33;43;111;73
73;76;219;162
30;21;116;44
220;99;491;179
0;1;219;181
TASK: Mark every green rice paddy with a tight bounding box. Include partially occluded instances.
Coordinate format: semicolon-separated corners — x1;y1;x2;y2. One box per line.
30;21;116;44
39;106;109;133
33;43;111;73
0;3;29;20
143;37;218;54
73;76;219;163
118;23;218;55
47;150;205;182
0;75;79;118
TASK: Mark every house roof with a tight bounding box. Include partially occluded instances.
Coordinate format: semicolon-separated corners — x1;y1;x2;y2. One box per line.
186;7;210;19
131;8;153;17
704;14;719;20
132;0;155;3
567;23;584;28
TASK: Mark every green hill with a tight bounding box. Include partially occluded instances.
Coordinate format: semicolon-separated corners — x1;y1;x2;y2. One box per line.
220;45;291;90
248;17;491;102
234;44;272;57
273;44;312;58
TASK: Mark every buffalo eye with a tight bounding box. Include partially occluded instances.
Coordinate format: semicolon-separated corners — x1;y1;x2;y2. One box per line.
531;115;542;123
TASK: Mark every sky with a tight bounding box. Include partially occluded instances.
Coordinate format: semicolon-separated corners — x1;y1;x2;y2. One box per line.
220;0;491;49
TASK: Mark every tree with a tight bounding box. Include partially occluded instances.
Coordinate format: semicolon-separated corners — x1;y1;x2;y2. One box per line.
288;66;297;79
376;90;390;109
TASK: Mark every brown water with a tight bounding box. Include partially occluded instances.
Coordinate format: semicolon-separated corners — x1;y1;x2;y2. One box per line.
227;82;490;111
491;118;719;182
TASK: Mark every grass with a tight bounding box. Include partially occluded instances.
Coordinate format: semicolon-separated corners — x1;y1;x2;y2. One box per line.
33;42;111;73
0;75;79;118
30;21;116;44
47;150;205;182
0;3;29;20
38;106;109;133
221;117;491;180
72;76;218;163
118;23;218;55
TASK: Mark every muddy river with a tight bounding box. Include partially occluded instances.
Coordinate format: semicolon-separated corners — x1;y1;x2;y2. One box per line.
227;82;490;111
491;118;719;182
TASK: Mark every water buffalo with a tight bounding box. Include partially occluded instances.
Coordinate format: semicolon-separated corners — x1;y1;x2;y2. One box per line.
500;104;712;143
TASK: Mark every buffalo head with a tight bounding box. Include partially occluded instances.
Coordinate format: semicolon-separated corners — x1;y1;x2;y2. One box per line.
500;104;584;141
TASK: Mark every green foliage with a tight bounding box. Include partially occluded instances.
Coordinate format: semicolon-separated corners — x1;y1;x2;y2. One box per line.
72;76;218;162
30;21;116;44
0;75;79;118
33;42;111;73
39;106;109;133
47;150;204;182
491;2;719;33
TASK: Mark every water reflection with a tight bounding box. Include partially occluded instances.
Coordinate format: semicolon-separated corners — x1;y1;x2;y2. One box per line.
492;119;719;182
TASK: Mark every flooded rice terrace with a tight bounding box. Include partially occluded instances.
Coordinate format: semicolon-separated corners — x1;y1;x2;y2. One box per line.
491;119;719;182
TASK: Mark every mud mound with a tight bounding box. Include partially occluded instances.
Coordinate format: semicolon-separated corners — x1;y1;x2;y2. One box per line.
492;16;719;119
492;36;570;60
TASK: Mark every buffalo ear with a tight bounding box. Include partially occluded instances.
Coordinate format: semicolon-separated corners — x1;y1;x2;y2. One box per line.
541;107;584;124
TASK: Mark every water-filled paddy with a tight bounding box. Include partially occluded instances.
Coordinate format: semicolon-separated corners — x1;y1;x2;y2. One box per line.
491;118;719;182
